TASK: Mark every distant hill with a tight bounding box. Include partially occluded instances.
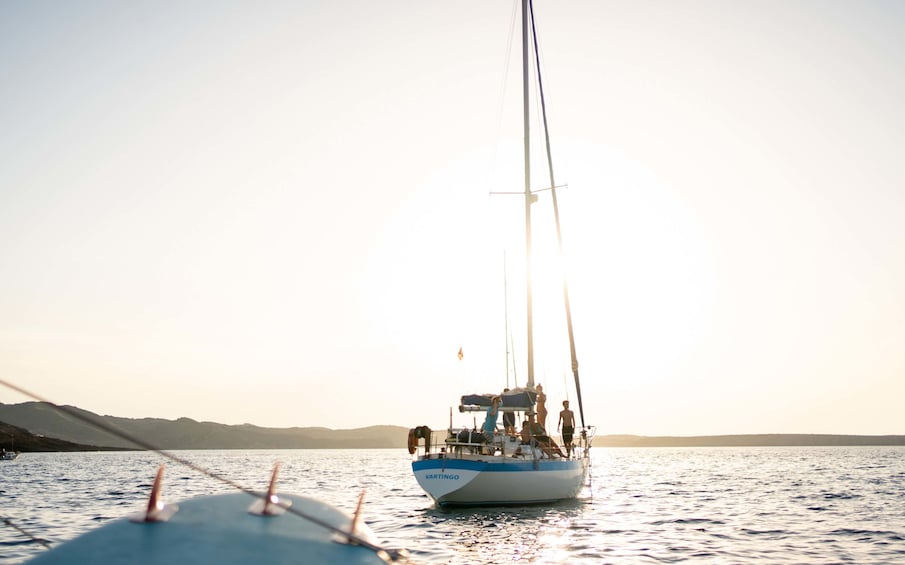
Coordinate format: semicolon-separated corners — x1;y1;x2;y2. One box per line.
3;402;903;451
0;402;409;450
0;420;126;452
594;434;905;447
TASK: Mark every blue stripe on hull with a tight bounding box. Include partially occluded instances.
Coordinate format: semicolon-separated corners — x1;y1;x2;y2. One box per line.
412;458;582;473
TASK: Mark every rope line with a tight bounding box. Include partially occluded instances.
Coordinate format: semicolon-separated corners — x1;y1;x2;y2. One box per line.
1;515;52;548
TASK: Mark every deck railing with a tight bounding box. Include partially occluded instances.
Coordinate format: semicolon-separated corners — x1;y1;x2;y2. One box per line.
413;426;597;460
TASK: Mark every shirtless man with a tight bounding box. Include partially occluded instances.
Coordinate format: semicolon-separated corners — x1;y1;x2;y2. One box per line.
557;400;576;457
519;419;532;445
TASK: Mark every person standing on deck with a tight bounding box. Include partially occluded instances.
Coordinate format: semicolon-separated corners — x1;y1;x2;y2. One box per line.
558;400;576;457
482;396;501;441
536;384;548;429
502;389;516;434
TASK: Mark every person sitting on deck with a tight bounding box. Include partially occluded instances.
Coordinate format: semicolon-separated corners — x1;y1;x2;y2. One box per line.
514;419;533;457
522;413;566;458
519;419;532;445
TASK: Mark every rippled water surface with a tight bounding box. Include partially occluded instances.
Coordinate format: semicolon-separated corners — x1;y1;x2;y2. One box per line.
2;447;904;563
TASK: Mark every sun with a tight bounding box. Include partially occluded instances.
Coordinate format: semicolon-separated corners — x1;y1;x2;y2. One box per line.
359;135;718;431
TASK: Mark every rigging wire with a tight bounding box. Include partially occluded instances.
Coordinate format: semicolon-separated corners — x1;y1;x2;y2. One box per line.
1;515;51;549
0;378;408;562
503;250;520;389
488;0;521;194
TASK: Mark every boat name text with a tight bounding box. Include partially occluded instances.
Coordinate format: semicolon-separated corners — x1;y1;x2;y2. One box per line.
425;473;460;480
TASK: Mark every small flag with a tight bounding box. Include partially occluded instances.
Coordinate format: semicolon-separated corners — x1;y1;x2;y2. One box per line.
457;347;464;361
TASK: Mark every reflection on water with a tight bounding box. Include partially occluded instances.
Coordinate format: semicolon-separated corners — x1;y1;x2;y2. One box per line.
419;498;588;564
2;447;905;563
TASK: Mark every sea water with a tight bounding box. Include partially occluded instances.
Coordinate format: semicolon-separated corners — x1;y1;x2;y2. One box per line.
2;447;904;563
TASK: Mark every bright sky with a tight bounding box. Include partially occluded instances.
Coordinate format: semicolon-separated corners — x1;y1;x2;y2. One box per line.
2;1;903;436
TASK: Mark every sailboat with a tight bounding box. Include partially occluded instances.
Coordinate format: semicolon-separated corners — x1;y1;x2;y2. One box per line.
409;0;595;507
2;433;20;460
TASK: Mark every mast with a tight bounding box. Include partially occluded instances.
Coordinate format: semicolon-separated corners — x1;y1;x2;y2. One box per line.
522;0;536;390
528;0;586;428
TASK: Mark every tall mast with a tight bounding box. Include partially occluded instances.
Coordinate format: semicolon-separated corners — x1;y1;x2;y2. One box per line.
522;0;535;390
528;0;585;428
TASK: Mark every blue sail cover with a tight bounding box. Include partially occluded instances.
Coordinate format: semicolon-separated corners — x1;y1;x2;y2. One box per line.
459;390;536;410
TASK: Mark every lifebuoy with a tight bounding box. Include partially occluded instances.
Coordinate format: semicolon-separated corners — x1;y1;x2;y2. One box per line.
408;426;432;454
407;428;417;454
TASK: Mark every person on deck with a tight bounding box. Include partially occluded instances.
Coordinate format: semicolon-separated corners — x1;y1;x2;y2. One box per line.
482;396;501;442
536;384;548;429
502;389;516;435
519;419;532;445
557;400;576;457
525;412;565;458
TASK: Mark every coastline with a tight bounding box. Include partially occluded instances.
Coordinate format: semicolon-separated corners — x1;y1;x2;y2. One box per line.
594;434;905;447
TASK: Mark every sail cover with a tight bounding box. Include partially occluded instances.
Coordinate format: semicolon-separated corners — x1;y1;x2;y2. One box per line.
459;390;537;411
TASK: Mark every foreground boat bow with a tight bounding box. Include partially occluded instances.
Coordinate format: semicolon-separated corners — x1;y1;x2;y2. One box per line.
21;462;407;564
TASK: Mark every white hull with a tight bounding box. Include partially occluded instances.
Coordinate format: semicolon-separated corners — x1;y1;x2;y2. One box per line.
412;454;588;507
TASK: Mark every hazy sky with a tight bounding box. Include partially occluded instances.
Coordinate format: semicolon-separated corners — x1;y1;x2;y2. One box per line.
2;1;903;436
